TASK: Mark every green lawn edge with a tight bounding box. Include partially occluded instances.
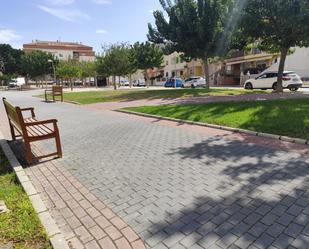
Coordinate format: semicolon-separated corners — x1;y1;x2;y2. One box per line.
125;98;309;140
0;148;52;249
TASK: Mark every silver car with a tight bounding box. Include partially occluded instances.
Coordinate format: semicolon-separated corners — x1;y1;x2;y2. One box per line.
183;76;206;88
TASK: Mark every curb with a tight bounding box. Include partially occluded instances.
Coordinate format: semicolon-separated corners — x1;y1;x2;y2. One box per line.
0;131;70;249
116;109;309;146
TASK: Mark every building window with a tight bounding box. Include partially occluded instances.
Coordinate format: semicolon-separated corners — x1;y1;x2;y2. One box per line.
59;53;63;58
166;72;169;77
166;60;169;66
180;70;183;76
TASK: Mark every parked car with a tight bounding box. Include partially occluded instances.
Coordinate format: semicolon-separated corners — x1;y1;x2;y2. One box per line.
244;71;303;91
120;80;130;86
9;77;25;88
133;78;146;87
183;76;206;88
164;78;184;88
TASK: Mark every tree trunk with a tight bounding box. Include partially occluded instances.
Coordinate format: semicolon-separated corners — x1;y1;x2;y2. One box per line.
70;79;73;91
129;74;132;88
118;76;121;88
202;57;210;89
144;70;149;88
95;76;98;88
113;75;117;90
276;47;289;93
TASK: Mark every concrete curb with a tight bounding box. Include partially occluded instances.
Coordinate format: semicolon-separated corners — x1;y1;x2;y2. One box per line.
0;131;69;249
116;109;309;146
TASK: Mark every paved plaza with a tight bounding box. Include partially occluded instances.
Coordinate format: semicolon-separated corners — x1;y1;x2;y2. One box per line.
0;90;309;249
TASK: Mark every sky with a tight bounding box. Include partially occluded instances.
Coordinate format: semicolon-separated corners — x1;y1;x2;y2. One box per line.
0;0;163;52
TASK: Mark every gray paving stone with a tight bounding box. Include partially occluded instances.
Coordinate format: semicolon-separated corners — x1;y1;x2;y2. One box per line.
272;233;295;249
234;233;256;248
284;223;304;238
248;223;268;237
254;233;274;249
266;223;286;238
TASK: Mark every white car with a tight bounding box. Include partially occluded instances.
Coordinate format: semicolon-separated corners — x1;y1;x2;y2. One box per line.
244;71;303;91
133;78;146;87
120;80;130;86
183;76;206;88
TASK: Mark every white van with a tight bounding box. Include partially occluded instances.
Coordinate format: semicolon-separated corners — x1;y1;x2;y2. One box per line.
9;77;26;88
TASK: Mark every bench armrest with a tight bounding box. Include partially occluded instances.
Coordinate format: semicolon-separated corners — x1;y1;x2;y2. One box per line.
20;108;35;118
25;119;58;127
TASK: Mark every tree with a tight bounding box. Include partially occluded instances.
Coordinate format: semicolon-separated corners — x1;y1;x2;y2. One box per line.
148;0;234;89
0;44;23;75
131;42;164;86
96;43;135;90
21;50;55;86
79;61;97;86
56;61;82;91
240;0;309;92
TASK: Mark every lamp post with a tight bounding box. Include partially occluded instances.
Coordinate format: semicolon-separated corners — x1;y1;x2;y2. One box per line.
48;59;56;84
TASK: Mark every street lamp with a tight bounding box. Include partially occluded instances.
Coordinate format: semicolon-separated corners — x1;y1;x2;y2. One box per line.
48;59;56;84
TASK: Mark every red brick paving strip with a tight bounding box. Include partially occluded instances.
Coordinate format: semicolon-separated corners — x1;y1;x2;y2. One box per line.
24;145;146;249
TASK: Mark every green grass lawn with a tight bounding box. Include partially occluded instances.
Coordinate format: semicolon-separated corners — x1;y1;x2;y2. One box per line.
59;88;267;104
0;148;51;249
126;98;309;140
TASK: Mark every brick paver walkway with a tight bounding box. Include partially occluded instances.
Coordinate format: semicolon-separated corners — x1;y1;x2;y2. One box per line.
0;90;309;249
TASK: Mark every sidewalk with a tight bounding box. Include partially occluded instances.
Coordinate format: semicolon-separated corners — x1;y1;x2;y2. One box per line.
1;90;309;249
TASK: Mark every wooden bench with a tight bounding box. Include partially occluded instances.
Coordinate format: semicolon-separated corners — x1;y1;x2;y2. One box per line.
45;86;63;102
2;97;62;164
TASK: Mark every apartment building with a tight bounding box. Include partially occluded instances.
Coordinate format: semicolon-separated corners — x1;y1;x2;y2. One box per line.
23;40;95;62
163;52;187;78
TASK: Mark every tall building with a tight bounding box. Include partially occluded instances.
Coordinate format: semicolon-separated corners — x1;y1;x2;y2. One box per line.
23;40;95;62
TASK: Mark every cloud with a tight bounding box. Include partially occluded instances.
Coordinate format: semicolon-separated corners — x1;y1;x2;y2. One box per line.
92;0;112;4
0;29;22;43
96;29;108;34
38;5;90;22
47;0;75;5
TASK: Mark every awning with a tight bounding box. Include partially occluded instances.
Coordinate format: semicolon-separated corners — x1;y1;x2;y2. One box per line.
225;55;274;66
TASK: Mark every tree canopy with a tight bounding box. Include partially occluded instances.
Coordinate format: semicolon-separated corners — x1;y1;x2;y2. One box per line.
21;50;56;80
240;0;309;91
131;42;164;72
148;0;235;88
0;44;23;75
131;42;163;86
